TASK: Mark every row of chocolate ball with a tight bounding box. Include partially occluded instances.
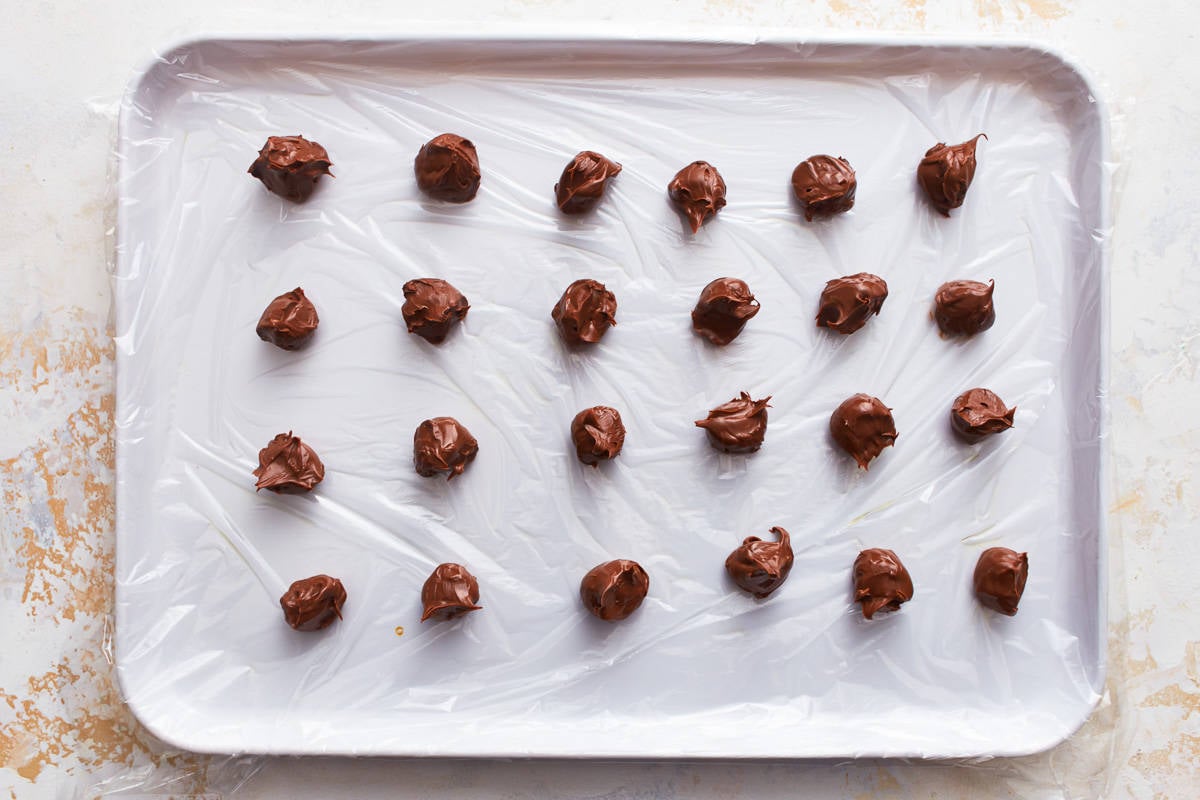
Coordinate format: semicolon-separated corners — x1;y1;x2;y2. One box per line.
248;131;986;222
278;537;1030;632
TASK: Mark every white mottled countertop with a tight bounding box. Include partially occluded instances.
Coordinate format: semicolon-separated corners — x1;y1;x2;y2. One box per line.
1;1;1196;797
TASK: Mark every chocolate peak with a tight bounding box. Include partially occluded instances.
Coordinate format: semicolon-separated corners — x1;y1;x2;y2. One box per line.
256;287;319;350
950;388;1016;442
816;273;888;335
580;559;649;622
973;547;1028;615
725;526;794;599
253;432;325;493
918;134;986;216
853;548;913;619
934;279;996;336
402;278;470;344
571;406;626;467
691;278;760;345
248;135;332;202
668;161;727;232
791;155;857;221
420;563;482;622
551;279;617;345
414;133;481;202
413;417;478;480
280;574;346;631
555;151;622;214
830;394;897;469
695;392;771;454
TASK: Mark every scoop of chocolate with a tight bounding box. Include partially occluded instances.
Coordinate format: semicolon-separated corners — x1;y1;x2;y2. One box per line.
917;134;985;216
256;287;319;350
695;392;770;454
974;547;1028;615
551;278;617;345
253;432;325;493
816;273;888;335
725;526;794;599
248;135;332;202
280;574;346;631
934;279;996;336
555;151;622;214
420;563;482;622
691;278;760;345
413;417;478;480
853;548;913;619
950;388;1015;442
791;155;857;221
571;406;626;467
414;133;481;202
580;559;649;621
402;278;469;344
830;394;897;469
668;161;727;232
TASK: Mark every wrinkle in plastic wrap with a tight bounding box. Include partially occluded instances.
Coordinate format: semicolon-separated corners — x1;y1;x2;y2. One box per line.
114;38;1108;759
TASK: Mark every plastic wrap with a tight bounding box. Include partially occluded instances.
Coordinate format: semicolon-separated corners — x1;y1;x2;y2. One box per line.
114;36;1108;759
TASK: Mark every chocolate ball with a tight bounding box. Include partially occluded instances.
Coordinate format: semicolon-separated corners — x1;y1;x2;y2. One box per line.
580;559;649;622
950;388;1015;442
420;563;482;622
917;134;985;216
555;151;622;214
248;135;332;202
402;278;470;344
934;279;996;336
571;406;626;467
973;547;1028;615
725;526;794;599
414;133;480;202
551;278;617;345
853;548;913;619
695;392;770;454
256;287;319;350
830;394;897;469
791;155;857;221
691;278;760;345
253;432;325;493
280;574;346;631
413;417;478;480
816;273;888;335
668;160;727;232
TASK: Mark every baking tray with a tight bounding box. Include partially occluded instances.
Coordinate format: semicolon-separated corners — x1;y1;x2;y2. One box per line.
114;34;1108;759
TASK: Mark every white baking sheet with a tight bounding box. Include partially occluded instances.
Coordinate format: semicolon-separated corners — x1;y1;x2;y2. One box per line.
114;36;1108;759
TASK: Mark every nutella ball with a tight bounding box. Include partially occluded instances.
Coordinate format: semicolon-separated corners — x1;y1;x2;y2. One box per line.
853;548;913;619
973;547;1028;615
668;161;727;232
256;287;319;350
551;278;617;345
571;406;626;467
917;134;985;216
695;392;771;454
934;279;996;336
413;417;479;480
414;133;481;202
725;526;794;599
248;135;332;202
253;432;325;493
691;278;760;345
791;155;857;221
420;563;482;622
280;574;346;631
830;394;897;469
555;151;622;214
402;278;470;344
950;388;1015;442
816;273;888;335
580;559;649;622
